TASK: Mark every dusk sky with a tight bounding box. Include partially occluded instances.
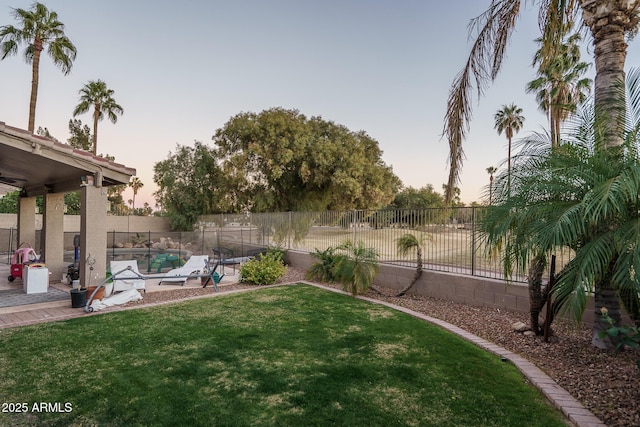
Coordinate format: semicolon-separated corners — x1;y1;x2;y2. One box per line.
1;1;639;207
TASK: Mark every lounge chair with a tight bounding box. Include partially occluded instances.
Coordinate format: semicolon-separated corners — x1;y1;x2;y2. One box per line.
110;260;146;293
159;255;209;286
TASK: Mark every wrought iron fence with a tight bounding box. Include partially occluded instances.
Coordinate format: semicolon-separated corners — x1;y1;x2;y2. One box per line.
1;207;574;281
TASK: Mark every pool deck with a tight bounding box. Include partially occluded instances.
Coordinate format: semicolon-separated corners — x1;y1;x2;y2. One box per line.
0;263;605;427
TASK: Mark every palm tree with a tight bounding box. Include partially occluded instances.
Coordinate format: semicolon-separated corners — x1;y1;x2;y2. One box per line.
486;166;497;205
129;176;143;210
494;103;525;189
481;68;640;347
527;31;592;147
395;233;428;297
333;240;379;296
443;0;640;205
0;2;76;133
73;80;124;155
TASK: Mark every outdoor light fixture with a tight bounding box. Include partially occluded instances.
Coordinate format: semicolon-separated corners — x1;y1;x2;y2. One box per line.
80;175;94;187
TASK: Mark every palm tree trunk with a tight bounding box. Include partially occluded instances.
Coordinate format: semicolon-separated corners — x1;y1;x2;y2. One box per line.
579;0;632;149
396;247;423;297
28;39;43;133
592;257;622;349
92;107;100;155
527;255;547;335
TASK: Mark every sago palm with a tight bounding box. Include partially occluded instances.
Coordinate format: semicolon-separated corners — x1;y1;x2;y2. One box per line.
333;240;379;296
481;68;640;348
0;2;76;132
73;80;124;155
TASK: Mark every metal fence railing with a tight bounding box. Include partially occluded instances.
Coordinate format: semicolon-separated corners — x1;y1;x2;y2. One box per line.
1;207;574;281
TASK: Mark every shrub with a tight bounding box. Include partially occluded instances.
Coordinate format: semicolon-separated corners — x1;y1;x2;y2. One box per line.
239;252;287;285
306;247;340;282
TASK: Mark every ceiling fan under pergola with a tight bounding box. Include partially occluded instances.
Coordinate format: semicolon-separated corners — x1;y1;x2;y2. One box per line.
0;173;27;185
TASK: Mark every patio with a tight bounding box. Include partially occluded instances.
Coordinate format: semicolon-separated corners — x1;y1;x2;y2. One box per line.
0;262;238;328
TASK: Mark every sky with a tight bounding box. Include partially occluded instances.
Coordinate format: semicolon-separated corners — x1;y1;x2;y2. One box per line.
0;1;639;208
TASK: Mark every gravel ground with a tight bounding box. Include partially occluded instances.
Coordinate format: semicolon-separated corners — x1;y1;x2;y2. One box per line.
126;268;640;427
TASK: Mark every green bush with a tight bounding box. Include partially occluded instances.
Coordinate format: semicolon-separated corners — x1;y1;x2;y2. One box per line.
306;247;340;282
239;252;287;285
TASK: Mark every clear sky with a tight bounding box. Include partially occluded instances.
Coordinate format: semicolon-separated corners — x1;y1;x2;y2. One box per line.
0;1;638;208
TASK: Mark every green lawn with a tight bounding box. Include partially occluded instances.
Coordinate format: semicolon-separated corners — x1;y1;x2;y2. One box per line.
0;285;567;426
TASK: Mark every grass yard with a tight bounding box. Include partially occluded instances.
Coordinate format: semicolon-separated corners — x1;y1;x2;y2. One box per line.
0;285;567;426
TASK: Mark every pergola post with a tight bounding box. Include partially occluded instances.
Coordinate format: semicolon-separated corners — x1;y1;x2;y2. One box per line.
79;181;108;287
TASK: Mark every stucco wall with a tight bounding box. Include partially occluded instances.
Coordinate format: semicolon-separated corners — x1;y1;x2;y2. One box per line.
286;250;598;326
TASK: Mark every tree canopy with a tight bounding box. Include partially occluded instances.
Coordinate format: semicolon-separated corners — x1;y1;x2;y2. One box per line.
155;108;401;230
212;108;400;213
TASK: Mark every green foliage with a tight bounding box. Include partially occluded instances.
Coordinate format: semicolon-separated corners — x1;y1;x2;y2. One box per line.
212;107;401;213
0;190;19;213
153;142;227;230
391;184;444;209
599;307;640;368
67;118;92;151
306;247;340;282
239;252;287;285
333;240;379;295
73;79;123;155
480;68;640;324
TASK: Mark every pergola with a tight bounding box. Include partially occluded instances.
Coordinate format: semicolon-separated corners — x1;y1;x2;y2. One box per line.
0;121;135;285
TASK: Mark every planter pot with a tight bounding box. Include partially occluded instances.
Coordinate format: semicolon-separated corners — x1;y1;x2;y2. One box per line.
70;288;87;308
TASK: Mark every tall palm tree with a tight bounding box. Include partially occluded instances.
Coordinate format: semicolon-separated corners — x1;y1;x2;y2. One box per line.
486;166;497;205
443;0;640;205
527;31;592;147
481;68;640;347
494;103;525;188
129;176;143;210
0;2;76;133
73;80;124;155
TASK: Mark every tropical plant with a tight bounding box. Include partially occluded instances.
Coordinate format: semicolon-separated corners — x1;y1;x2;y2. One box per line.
494;103;525;189
73;80;124;155
480;68;640;347
0;2;77;132
306;246;340;282
526;31;592;147
129;176;143;210
333;240;379;296
395;233;429;297
443;0;640;205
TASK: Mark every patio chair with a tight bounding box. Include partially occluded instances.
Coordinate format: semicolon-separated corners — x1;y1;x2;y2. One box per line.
159;255;209;286
110;260;146;293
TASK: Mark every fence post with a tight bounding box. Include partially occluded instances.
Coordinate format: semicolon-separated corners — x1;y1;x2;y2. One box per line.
288;211;292;249
471;207;476;276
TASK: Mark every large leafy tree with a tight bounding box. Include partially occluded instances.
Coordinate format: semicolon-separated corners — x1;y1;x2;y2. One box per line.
212;107;400;213
494;103;525;186
0;2;76;133
153;142;227;230
443;0;640;205
73;80;124;155
526;31;592;147
481;68;640;346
